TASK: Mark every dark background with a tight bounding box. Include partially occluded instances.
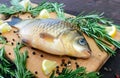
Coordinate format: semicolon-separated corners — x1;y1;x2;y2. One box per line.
0;0;120;78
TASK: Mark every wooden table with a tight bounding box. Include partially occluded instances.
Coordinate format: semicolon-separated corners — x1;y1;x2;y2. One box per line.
0;0;120;78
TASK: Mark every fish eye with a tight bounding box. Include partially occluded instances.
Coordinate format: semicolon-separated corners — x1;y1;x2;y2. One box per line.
78;38;87;46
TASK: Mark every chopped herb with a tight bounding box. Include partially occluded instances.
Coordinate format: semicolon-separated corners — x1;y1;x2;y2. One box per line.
115;25;120;30
66;13;120;55
0;1;24;15
0;47;15;77
29;1;65;18
50;67;100;78
0;0;65;18
13;43;34;78
50;2;65;20
0;43;34;78
0;36;7;44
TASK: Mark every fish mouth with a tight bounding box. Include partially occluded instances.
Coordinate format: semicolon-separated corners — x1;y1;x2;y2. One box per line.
68;49;91;59
78;49;91;59
73;49;91;59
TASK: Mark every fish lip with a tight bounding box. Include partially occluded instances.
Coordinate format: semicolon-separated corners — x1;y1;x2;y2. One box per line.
87;49;91;54
68;49;91;59
78;49;91;59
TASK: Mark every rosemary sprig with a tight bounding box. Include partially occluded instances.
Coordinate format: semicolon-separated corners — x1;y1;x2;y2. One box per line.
50;67;100;78
66;13;120;55
115;25;120;30
0;36;7;44
0;0;65;19
0;44;100;78
29;1;64;17
13;43;34;78
51;2;65;20
0;43;34;78
0;47;15;77
0;0;24;15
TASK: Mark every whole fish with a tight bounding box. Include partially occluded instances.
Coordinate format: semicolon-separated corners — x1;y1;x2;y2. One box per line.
14;18;91;58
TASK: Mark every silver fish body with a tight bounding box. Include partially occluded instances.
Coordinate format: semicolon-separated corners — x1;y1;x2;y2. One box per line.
14;18;91;58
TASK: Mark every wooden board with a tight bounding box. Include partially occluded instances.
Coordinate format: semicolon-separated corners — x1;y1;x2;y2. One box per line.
1;13;120;78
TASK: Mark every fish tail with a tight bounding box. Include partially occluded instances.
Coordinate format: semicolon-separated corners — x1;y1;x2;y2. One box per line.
7;16;22;26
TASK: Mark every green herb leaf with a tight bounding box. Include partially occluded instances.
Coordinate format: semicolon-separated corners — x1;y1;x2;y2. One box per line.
0;42;34;78
0;47;15;77
14;43;34;78
0;0;65;19
0;4;24;15
10;0;21;6
29;1;64;17
66;13;120;55
0;0;31;15
0;36;7;44
115;25;120;30
51;2;65;20
50;67;100;78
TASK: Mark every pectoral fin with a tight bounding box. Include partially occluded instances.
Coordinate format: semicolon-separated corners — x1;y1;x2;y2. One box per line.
40;33;55;42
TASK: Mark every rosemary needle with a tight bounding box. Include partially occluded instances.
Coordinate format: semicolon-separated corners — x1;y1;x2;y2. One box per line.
0;0;65;18
13;43;34;78
0;42;34;78
29;1;65;17
0;36;7;44
66;13;120;55
0;47;15;77
50;67;100;78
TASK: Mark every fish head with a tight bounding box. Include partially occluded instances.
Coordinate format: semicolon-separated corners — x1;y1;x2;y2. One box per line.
72;36;91;58
62;30;91;58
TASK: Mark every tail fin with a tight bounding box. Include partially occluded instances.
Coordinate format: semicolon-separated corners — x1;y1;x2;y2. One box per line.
7;16;22;26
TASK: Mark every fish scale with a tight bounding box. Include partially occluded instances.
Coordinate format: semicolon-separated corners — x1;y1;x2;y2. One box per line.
31;20;73;37
14;18;91;58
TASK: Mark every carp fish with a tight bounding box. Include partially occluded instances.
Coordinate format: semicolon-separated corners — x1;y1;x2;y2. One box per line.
14;18;91;58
